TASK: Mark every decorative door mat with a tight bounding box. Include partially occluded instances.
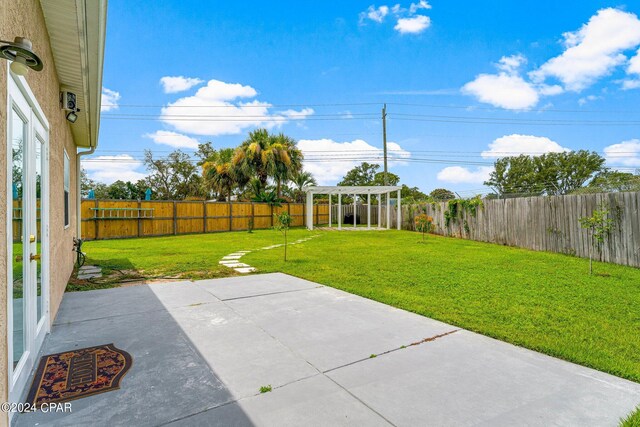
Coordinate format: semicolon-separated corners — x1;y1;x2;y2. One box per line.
26;343;132;407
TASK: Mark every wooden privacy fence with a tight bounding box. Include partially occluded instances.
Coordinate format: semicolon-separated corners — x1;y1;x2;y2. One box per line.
81;200;329;240
400;191;640;269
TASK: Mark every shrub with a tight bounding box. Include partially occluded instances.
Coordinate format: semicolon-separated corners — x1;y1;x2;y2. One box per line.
415;214;434;242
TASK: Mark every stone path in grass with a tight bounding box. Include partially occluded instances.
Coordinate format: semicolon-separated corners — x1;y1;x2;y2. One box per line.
219;235;321;274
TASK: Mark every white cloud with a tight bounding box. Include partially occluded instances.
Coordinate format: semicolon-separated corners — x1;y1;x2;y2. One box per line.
360;2;432;35
623;49;640;89
160;76;204;94
462;73;539;110
437;166;493;184
160;79;314;136
578;94;601;105
481;134;569;158
496;54;527;74
101;87;120;112
82;155;147;184
604;139;640;168
530;8;640;91
297;138;410;185
621;79;640;90
409;0;431;14
537;84;564;96
360;5;390;23
629;49;640;75
394;15;431;34
144;130;199;149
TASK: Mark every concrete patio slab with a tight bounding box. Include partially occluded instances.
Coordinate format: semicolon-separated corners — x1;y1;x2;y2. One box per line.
16;300;240;427
327;329;640;426
15;273;640;426
168;375;391;426
193;273;320;301
167;303;318;398
225;285;456;372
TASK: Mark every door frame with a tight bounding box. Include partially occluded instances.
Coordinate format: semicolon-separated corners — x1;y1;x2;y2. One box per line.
5;64;50;406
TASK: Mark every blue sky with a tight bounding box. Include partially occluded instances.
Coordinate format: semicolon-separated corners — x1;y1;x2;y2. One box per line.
89;0;640;195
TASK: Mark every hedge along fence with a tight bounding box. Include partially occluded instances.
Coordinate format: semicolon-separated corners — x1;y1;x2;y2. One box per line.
400;191;640;269
81;199;329;240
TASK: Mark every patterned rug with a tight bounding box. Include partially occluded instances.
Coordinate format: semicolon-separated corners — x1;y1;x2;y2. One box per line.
26;343;132;407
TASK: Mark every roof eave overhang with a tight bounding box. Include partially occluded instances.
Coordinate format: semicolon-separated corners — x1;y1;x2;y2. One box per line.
41;0;108;148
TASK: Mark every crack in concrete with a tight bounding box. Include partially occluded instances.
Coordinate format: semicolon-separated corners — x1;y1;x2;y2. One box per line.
323;329;460;374
219;285;324;302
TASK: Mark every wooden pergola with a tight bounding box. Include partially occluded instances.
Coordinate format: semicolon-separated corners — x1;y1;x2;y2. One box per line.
304;186;402;231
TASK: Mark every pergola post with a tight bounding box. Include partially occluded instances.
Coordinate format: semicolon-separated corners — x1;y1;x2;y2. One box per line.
367;193;371;229
386;192;391;230
338;193;342;230
378;194;382;229
397;189;401;230
353;194;357;228
306;191;314;230
328;193;332;227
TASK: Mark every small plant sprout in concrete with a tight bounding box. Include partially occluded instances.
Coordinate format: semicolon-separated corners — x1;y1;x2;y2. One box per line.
260;385;272;393
273;211;292;261
579;203;615;275
415;213;434;242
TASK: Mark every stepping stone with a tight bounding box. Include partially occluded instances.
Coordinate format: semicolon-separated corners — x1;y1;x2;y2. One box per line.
222;255;242;260
234;267;256;274
236;250;251;253
219;262;249;268
79;266;101;273
77;272;102;280
227;253;245;257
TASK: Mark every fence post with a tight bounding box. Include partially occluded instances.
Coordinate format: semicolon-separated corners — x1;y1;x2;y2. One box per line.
229;201;232;231
270;205;274;227
251;202;255;231
137;200;141;238
94;199;99;240
173;201;177;235
203;201;207;233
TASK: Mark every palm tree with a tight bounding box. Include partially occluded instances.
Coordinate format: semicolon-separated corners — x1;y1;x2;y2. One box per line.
291;170;317;202
232;129;303;198
269;133;303;198
203;148;236;201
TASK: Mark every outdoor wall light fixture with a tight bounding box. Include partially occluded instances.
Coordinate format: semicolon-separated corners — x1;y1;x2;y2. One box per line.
0;37;43;76
66;111;79;123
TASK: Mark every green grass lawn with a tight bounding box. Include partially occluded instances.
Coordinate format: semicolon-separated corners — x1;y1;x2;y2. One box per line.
82;228;640;385
621;406;640;427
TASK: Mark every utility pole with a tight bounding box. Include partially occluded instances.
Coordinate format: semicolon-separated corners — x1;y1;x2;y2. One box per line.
382;103;388;185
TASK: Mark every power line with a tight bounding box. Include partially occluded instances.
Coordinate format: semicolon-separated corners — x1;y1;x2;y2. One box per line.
100;101;640;115
391;112;640;124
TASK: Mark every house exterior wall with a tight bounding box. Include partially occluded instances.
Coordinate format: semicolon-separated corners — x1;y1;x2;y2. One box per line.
1;1;79;424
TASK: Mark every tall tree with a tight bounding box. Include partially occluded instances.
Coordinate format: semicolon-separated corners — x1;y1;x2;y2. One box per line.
429;188;455;201
203;148;237;201
144;149;204;200
269;133;303;197
575;169;640;193
485;151;605;196
338;162;380;186
232;129;303;197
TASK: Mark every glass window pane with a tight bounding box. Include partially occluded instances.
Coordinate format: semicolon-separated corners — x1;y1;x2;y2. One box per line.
11;109;26;368
36;141;43;323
